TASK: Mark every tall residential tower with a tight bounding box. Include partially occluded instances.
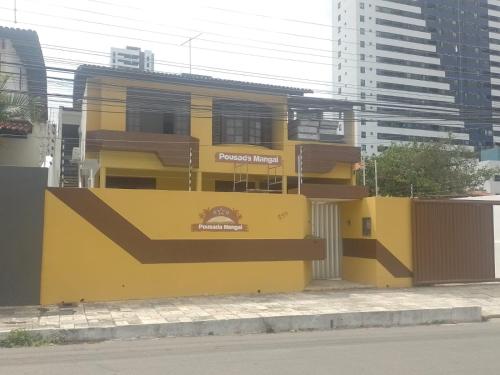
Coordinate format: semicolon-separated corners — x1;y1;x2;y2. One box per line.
333;0;497;155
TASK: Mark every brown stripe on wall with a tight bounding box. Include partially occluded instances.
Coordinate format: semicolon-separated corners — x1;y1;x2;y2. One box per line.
343;238;412;278
48;188;325;264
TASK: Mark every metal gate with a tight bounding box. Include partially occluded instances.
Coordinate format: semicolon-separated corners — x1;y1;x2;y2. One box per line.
413;200;496;285
311;202;342;279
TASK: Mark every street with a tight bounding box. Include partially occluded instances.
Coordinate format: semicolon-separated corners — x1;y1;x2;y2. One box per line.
1;321;500;374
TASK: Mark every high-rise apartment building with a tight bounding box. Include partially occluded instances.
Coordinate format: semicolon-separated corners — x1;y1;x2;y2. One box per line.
110;46;154;72
333;0;497;155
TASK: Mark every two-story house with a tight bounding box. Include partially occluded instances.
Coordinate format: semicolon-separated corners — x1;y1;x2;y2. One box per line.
74;65;364;195
72;64;368;283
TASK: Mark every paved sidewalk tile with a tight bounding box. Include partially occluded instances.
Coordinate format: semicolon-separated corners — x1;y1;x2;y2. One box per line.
0;283;499;333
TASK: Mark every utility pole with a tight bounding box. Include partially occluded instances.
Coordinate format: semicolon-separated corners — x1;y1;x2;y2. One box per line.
188;147;193;192
374;159;379;196
298;146;303;195
180;33;203;74
362;156;366;186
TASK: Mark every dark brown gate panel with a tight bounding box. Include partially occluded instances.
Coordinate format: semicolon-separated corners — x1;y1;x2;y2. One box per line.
413;201;495;285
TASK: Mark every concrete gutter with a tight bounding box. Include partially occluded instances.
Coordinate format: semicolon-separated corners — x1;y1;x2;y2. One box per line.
0;306;482;343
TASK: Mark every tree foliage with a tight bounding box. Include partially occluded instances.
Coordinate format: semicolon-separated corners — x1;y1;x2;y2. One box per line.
0;74;40;123
358;140;498;197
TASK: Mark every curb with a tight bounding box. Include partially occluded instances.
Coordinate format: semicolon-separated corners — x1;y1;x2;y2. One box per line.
0;306;482;343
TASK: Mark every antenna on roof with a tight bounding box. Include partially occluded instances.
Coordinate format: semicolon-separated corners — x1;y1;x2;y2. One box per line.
180;33;203;75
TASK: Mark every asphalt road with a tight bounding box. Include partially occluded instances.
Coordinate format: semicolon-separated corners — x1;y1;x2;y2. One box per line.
1;322;500;374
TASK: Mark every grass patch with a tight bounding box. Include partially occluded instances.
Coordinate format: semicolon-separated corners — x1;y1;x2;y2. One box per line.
0;329;61;348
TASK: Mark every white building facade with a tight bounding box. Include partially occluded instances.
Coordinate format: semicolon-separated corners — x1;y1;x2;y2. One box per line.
110;46;154;72
333;0;496;156
0;27;48;167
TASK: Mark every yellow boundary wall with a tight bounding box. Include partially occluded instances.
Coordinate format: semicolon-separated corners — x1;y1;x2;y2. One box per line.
340;197;413;288
40;189;313;305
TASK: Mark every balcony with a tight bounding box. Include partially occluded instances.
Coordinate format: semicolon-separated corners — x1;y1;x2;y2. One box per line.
289;184;369;200
86;130;199;168
287;96;356;144
295;143;361;174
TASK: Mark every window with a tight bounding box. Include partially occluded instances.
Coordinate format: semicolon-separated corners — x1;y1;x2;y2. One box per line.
361;144;366;151
215;180;256;192
360;41;365;47
361;79;366;87
360;15;365;22
106;176;156;190
360;2;365;9
212;100;272;147
360;67;366;73
361;131;366;138
126;88;190;135
360;54;365;61
360;28;365;35
495;175;500;182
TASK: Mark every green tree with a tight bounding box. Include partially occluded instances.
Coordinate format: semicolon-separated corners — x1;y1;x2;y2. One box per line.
359;140;498;197
0;74;40;123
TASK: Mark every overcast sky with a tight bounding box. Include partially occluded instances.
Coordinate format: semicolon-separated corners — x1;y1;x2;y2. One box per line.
1;0;333;113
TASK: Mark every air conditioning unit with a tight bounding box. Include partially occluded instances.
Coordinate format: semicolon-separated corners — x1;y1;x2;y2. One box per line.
71;147;81;162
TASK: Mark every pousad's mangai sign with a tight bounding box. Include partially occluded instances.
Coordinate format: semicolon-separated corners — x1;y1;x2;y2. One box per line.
192;206;248;232
215;152;281;166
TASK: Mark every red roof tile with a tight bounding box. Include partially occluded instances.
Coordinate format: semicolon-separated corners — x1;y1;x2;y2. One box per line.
0;120;33;136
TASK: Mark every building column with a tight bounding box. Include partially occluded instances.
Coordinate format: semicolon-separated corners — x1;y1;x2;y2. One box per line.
196;171;202;191
99;167;106;188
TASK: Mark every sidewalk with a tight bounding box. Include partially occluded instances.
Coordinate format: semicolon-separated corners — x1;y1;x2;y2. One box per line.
1;283;499;343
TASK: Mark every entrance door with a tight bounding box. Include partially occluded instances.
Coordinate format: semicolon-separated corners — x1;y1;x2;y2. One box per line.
311;202;342;280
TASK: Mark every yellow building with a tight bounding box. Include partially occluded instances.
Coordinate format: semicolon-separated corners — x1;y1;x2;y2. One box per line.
38;65;416;305
73;65;364;196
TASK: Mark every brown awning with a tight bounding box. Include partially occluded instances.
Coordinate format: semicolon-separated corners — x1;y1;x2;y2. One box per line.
86;130;199;168
290;183;369;200
295;144;361;173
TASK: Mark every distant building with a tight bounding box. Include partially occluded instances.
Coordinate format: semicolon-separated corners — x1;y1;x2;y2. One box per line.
332;0;499;156
57;107;81;187
110;46;154;72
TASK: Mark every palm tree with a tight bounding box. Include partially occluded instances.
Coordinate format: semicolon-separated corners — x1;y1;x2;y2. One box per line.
0;74;40;124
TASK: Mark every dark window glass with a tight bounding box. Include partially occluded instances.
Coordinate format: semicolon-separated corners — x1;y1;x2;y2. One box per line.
212;100;273;147
106;176;156;189
126;88;190;135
